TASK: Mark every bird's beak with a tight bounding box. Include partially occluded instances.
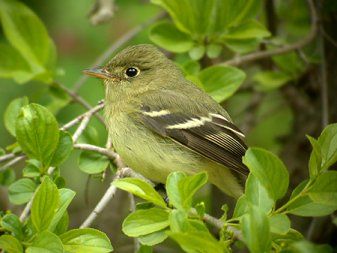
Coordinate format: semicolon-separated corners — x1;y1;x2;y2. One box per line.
83;66;115;80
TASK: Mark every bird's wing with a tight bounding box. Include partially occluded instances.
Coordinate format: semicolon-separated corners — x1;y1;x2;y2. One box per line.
136;90;249;176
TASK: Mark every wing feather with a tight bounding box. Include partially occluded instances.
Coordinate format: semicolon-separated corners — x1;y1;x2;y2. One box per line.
139;106;249;175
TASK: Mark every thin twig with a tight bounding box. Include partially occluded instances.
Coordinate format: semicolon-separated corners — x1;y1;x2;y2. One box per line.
221;0;318;67
80;168;128;228
0;153;15;163
80;167;153;228
72;116;91;142
19;199;33;222
74;143;118;160
73;12;165;92
56;82;105;124
61;102;104;131
18;107;102;222
322;27;337;48
188;208;242;240
0;155;25;172
1;103;104;173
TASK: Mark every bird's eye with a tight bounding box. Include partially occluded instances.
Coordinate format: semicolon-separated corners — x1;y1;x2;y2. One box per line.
125;67;139;78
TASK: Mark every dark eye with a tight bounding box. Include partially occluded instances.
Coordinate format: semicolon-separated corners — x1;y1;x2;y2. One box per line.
125;67;139;77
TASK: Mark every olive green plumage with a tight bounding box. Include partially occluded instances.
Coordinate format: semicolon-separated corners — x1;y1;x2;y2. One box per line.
85;44;248;198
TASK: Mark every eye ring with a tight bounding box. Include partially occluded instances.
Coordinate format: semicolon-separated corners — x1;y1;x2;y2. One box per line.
124;67;140;78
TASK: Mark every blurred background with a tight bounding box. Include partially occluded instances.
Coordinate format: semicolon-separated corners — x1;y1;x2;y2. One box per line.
0;0;336;252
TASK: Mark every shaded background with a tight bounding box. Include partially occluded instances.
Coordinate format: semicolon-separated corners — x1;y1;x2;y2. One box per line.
0;0;336;252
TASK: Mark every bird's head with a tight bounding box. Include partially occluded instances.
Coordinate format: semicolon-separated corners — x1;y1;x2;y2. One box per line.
83;44;182;95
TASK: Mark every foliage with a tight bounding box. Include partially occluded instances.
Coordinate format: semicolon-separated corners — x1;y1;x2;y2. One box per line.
113;124;337;252
0;0;336;252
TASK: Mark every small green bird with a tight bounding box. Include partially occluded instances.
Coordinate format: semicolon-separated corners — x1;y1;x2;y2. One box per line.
84;44;248;198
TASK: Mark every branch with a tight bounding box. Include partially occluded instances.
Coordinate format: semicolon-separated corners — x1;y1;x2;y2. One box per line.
0;155;25;173
61;102;104;131
72;12;165;92
0;153;15;163
221;0;318;67
19;198;33;222
18;106;104;222
80;167;134;228
74;143;118;160
72;115;91;142
0;102;104;173
56;82;105;124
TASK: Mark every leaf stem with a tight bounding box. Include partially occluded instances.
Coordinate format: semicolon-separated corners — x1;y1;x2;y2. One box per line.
274;181;312;214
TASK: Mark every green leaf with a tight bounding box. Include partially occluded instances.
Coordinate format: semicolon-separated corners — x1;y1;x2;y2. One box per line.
0;169;16;186
188;45;205;60
151;0;216;35
195;202;206;218
307;135;322;178
272;52;305;78
180;60;201;75
224;20;270;39
271;228;303;242
138;230;168;246
50;131;73;167
113;178;167;208
49;188;76;232
78;150;109;174
122;207;170;237
23;159;41;178
269;214;290;235
241;205;271;253
206;44;222;58
15;104;59;168
4;97;29;136
243;147;289;201
308;171;337;206
209;0;261;33
26;231;63;253
31;176;60;232
60;228;113;253
253;71;292;91
166;171;207;210
137;245;153;253
167;230;226;253
0;43;33;83
198;65;246;102
246;92;294;152
245;174;274;213
149;21;193;53
224;38;259;53
0;235;23;253
233;195;249;218
8;178;37;205
318;123;337;170
1;214;23;239
54;212;69;235
287;195;337;217
0;0;56;83
169;209;189;232
287;240;333;253
152;0;261;35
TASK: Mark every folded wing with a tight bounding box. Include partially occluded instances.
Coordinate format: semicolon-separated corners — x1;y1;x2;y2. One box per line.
139;105;249;176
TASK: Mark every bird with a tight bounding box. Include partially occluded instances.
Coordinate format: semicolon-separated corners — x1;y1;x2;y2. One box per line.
83;44;248;198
